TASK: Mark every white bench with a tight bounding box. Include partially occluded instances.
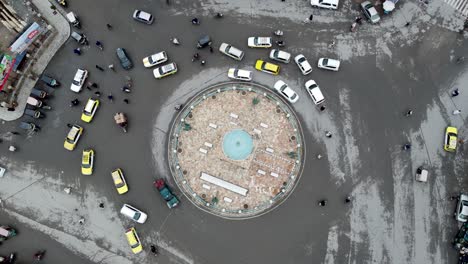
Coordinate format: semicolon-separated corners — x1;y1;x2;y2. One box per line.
257;170;266;175
209;123;217;129
199;148;208;154
270;172;279;178
260;123;268;128
202;184;211;190
200;172;248;196
230;113;238;119
266;147;274;153
204;142;213;148
223;197;233;203
253;129;261;134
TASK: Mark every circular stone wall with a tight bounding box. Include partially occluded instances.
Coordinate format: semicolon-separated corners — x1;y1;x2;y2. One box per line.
168;82;305;219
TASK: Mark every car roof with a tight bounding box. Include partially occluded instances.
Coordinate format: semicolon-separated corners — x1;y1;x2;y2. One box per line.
319;0;339;5
283;87;296;97
227;46;243;56
310;87;324;101
257;37;271;43
84;99;96;113
265;62;279;71
162;63;176;71
68;126;80;138
152;51;165;60
324;58;340;67
236;69;251;77
74;69;86;79
136;10;151;20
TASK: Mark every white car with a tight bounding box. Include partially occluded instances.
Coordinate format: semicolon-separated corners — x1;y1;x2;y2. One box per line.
360;1;380;24
120;204;148;224
294;54;312;75
227;68;252;81
219;43;244;61
70;68;88;93
0;166;5;178
142;51;167;68
153;62;178;79
310;0;339;9
305;80;324;105
133;10;154;24
269;49;291;63
247;37;272;48
274;80;299;103
456;194;468;222
318;58;341;71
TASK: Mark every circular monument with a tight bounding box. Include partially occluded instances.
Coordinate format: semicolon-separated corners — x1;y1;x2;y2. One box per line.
168;82;305;219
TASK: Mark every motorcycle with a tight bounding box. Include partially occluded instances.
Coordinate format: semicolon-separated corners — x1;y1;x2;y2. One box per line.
170;37;180;45
273;30;283;36
191;18;200;25
275;40;285;47
66;12;81;28
214;13;223;18
96;41;103;51
114;113;128;133
56;0;67;7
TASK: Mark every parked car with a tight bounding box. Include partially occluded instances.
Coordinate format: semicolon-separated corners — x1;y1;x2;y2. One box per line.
247;37;272;48
274;80;299;103
64;124;83;151
30;88;48;98
227;68;252;81
40;74;60;87
269;49;291;63
70;68;88;92
0;166;5;178
197;35;212;49
305;80;324;105
361;1;380;24
255;60;280;75
310;0;339;9
456;194;468;222
116;48;133;70
294;54;312;75
111;168;129;194
120;204;148;224
153;62;177;79
133;10;154;24
19;121;39;132
142;51;167;68
219;43;244;61
81;98;99;123
317;58;341;71
444;126;458;152
81;149;94;175
24;109;44;119
154;179;179;208
125;227;143;254
71;31;88;45
27;96;43;108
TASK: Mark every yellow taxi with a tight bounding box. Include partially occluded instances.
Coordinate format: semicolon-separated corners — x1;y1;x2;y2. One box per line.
444;126;458;152
81;98;100;123
125;227;143;254
81;149;95;175
255;60;280;75
64;124;83;151
111;168;129;194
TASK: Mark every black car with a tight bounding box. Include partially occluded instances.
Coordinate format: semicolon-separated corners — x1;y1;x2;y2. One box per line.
116;48;133;70
197;35;212;49
40;75;60;87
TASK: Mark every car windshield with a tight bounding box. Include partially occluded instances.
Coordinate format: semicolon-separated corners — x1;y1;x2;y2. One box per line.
72;80;80;86
298;57;305;63
323;59;329;65
133;212;141;220
162;64;173;73
82;154;90;167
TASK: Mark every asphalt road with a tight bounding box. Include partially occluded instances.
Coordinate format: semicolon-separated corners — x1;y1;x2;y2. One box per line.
0;0;467;263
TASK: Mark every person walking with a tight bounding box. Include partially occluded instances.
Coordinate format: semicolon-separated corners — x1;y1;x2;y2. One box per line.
405;109;413;116
121;87;131;93
106;23;113;30
345;196;352;203
209;46;214;53
452;88;460;97
108;94;114;102
95;65;104;71
70;99;79;107
108;64;115;71
453;109;462;115
201;60;206;66
123;99;129;104
73;48;81;55
94;91;101;97
318;199;327;206
309;14;313;22
99;202;104;208
325;131;332;138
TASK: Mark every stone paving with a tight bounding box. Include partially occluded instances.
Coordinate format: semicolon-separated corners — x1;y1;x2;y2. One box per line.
170;83;304;219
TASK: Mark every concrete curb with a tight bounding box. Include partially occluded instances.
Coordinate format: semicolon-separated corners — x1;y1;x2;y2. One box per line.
0;0;70;121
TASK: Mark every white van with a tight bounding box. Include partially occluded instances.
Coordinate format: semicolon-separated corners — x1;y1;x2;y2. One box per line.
120;204;148;224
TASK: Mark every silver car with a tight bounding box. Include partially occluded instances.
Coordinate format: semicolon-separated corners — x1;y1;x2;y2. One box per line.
133;10;154;24
456;194;468;222
360;1;380;24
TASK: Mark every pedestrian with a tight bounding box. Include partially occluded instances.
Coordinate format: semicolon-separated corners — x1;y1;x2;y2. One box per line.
99;202;104;208
108;64;115;71
192;53;200;61
67;123;73;128
108;94;114;101
70;99;79;107
9;131;19;135
453;109;462;115
405;22;410;27
106;23;112;30
452;88;460;97
89;82;98;88
64;187;71;194
320;105;326;111
94;91;101;97
309;14;313;21
345;196;351;203
122;86;131;93
325;131;332;138
123;99;129;104
86;85;92;91
78;218;85;225
209;46;214;53
318;199;327;206
166;0;170;4
95;65;104;71
317;154;322;159
282;0;285;1
201;60;206;66
406;109;413;116
73;48;81;55
328;41;335;48
403;144;411;150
